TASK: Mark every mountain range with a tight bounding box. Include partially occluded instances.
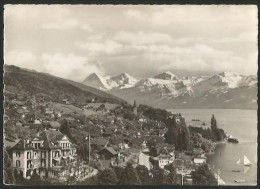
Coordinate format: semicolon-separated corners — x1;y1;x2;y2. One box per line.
83;71;257;109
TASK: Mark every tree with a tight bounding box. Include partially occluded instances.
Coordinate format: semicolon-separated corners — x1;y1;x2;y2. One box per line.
3;147;15;185
77;142;91;161
80;175;98;185
13;169;26;185
164;116;178;145
211;115;217;128
151;167;166;185
164;165;177;185
147;138;157;157
113;166;125;185
190;133;215;153
135;165;151;185
96;168;118;185
191;164;217;186
165;116;190;151
120;163;141;185
29;171;41;185
123;111;136;121
60;120;73;141
211;115;224;141
182;123;191;150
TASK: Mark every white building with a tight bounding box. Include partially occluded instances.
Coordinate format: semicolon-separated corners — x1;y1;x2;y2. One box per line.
138;151;151;170
11;130;77;179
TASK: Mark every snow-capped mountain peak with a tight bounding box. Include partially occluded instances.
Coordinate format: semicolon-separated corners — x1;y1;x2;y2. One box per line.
83;72;138;90
213;72;242;88
153;71;179;81
110;72;138;84
86;72;102;79
219;71;240;77
83;73;111;90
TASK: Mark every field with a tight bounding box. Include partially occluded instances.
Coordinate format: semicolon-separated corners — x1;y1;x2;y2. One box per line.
50;102;119;116
84;103;119;110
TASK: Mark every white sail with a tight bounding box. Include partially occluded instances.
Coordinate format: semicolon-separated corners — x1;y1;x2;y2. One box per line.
236;158;240;165
244;155;251;166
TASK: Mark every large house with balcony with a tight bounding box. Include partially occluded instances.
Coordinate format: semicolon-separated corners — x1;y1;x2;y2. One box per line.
150;145;175;169
11;129;77;179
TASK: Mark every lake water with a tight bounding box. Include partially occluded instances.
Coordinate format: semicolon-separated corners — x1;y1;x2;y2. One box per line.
169;109;257;186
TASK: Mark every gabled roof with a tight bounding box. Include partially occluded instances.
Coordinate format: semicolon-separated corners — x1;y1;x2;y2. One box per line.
12;140;34;150
157;148;173;159
49;121;61;128
4;138;19;148
91;137;109;146
16;108;29;114
143;135;165;144
103;127;116;135
99;147;118;156
131;137;146;147
13;100;26;106
88;130;101;137
109;136;124;145
192;148;205;155
16;122;23;127
38;130;64;149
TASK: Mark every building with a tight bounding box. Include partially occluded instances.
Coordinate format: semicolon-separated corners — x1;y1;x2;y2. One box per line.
90;137;112;151
11;129;77;179
151;146;175;169
62;99;70;104
193;156;207;165
138;150;151;170
98;147;118;160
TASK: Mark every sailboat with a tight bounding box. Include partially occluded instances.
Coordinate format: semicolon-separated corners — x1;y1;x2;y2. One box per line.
244;155;252;166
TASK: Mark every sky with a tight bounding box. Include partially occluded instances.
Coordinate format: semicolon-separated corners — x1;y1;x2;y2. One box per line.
4;5;258;81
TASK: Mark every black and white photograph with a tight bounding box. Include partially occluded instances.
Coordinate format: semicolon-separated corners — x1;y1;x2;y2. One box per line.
3;5;258;186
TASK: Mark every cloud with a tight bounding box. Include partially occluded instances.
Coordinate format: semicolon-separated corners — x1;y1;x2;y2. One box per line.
41;53;102;81
150;5;257;26
4;5;258;80
41;18;93;31
77;39;122;55
124;9;142;19
76;31;174;56
76;29;257;76
42;19;80;29
113;31;173;45
5;50;37;67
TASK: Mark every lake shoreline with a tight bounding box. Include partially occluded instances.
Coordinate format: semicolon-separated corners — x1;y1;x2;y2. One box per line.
169;109;257;186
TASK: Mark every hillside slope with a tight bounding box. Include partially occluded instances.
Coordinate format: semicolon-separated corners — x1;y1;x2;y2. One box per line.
4;65;125;105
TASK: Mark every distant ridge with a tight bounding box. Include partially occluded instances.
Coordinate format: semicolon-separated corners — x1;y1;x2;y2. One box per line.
4;65;125;105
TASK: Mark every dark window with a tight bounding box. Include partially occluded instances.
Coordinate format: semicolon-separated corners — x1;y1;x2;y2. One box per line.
16;160;20;167
41;159;46;167
41;151;46;158
27;161;31;168
16;151;20;157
